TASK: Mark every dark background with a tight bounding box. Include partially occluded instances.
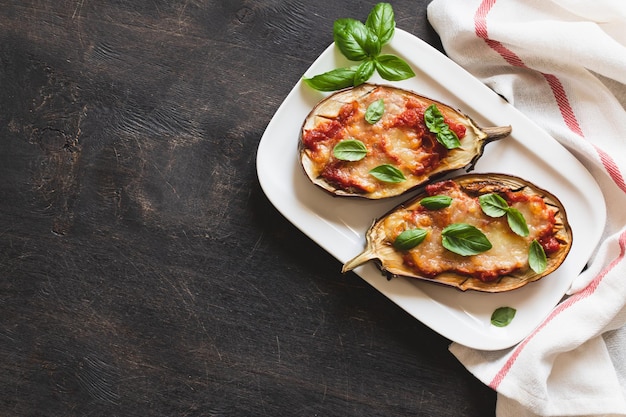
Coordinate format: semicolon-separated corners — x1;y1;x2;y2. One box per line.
0;1;496;415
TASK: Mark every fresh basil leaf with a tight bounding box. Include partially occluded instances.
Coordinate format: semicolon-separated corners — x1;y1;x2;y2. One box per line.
491;306;516;327
362;30;381;58
420;195;452;210
369;164;405;183
423;104;460;149
479;193;509;218
436;125;461;149
365;99;385;124
354;59;376;87
424;104;445;131
374;54;416;81
333;139;367;161
506;207;530;237
393;228;427;251
365;2;395;46
529;239;547;274
441;223;492;256
333;18;379;61
302;66;358;91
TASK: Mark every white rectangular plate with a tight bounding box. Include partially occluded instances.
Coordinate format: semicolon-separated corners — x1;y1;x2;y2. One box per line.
256;29;606;350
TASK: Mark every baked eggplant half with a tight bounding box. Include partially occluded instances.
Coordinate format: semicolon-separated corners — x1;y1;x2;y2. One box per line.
342;173;572;292
300;84;512;199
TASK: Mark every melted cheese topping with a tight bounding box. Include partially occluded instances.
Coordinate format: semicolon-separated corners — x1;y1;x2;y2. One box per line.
302;86;467;196
381;181;556;281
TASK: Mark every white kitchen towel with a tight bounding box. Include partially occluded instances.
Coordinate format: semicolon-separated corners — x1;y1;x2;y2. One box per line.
427;0;626;416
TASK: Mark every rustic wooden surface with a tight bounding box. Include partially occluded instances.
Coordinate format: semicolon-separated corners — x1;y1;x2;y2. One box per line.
0;1;496;415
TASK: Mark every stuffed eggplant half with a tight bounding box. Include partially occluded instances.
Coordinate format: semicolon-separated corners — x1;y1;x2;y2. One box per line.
299;84;512;199
342;174;573;292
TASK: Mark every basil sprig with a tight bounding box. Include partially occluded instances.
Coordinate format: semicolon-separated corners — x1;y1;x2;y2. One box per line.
369;164;405;183
424;104;461;149
529;239;547;274
441;223;492;256
491;306;516;327
478;193;529;237
420;195;452;210
303;3;415;91
393;228;427;251
365;99;385;124
333;139;367;161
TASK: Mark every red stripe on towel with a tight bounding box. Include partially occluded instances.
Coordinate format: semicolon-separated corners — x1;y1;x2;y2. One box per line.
474;0;626;192
489;230;626;389
474;0;582;136
596;145;626;193
542;73;584;136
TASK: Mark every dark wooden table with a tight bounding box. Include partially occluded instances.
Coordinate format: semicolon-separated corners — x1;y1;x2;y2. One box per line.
0;1;496;415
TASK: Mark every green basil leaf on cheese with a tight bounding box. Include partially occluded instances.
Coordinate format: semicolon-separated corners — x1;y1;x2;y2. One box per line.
369;164;405;183
333;139;367;161
441;223;492;256
529;239;547;274
365;99;385;124
424;104;461;149
479;193;509;217
436;125;461;149
506;207;530;237
393;228;427;251
419;195;452;210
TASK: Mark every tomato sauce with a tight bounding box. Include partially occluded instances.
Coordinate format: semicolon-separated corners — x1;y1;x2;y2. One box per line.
321;162;371;193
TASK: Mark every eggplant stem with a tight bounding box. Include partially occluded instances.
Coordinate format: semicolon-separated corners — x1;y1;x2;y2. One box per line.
342;249;376;273
482;125;512;142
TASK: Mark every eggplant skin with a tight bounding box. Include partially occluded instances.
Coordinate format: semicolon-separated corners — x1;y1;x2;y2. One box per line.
342;173;573;293
299;84;511;199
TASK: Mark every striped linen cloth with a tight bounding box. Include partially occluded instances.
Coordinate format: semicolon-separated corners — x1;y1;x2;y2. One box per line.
427;0;626;416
